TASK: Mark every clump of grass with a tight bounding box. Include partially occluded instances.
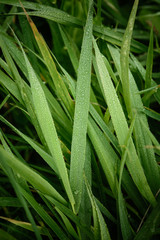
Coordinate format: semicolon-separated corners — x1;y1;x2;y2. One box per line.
0;0;160;239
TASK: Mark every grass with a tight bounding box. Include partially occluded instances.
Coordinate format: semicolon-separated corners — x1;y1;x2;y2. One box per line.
0;0;160;239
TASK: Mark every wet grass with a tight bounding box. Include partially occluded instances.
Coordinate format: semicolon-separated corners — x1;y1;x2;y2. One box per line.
0;0;160;239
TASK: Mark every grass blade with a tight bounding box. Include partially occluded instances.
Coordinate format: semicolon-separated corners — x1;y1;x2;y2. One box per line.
93;38;156;206
85;175;111;240
120;0;139;117
20;188;70;240
108;44;160;194
145;27;153;90
69;0;93;213
0;136;42;240
144;27;154;106
59;25;79;73
118;115;137;240
0;116;58;174
14;35;75;210
0;0;147;53
25;14;74;119
0;146;67;205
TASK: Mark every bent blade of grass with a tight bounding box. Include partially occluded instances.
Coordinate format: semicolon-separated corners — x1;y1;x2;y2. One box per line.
120;0;139;117
0;146;67;205
17;39;75;210
93;38;156;206
69;0;93;213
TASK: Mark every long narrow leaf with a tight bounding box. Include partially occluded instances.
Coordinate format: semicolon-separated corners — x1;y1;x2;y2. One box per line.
0;0;147;53
120;0;139;117
93;38;156;206
0;146;67;205
70;0;93;213
85;175;111;240
108;44;160;194
14;34;75;210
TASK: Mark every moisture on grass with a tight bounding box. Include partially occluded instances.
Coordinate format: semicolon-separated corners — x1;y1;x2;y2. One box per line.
0;0;160;239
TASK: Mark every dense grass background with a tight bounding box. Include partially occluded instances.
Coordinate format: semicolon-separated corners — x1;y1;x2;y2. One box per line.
0;0;160;239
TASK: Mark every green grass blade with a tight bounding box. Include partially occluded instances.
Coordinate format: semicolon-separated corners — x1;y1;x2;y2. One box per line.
120;0;139;117
145;27;153;90
0;0;147;53
78;139;92;240
93;38;156;206
0;94;10;110
0;138;42;240
108;44;160;194
118;115;137;240
85;175;111;240
15;36;75;209
89;105;120;153
55;208;79;239
0;116;58;174
20;188;70;240
0;146;67;205
88;117;118;197
19;15;40;75
59;25;79;73
69;0;93;213
143;107;160;122
0;0;83;27
130;52;160;104
27;16;74;119
95;198;117;223
0;35;46;144
144;27;154;107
